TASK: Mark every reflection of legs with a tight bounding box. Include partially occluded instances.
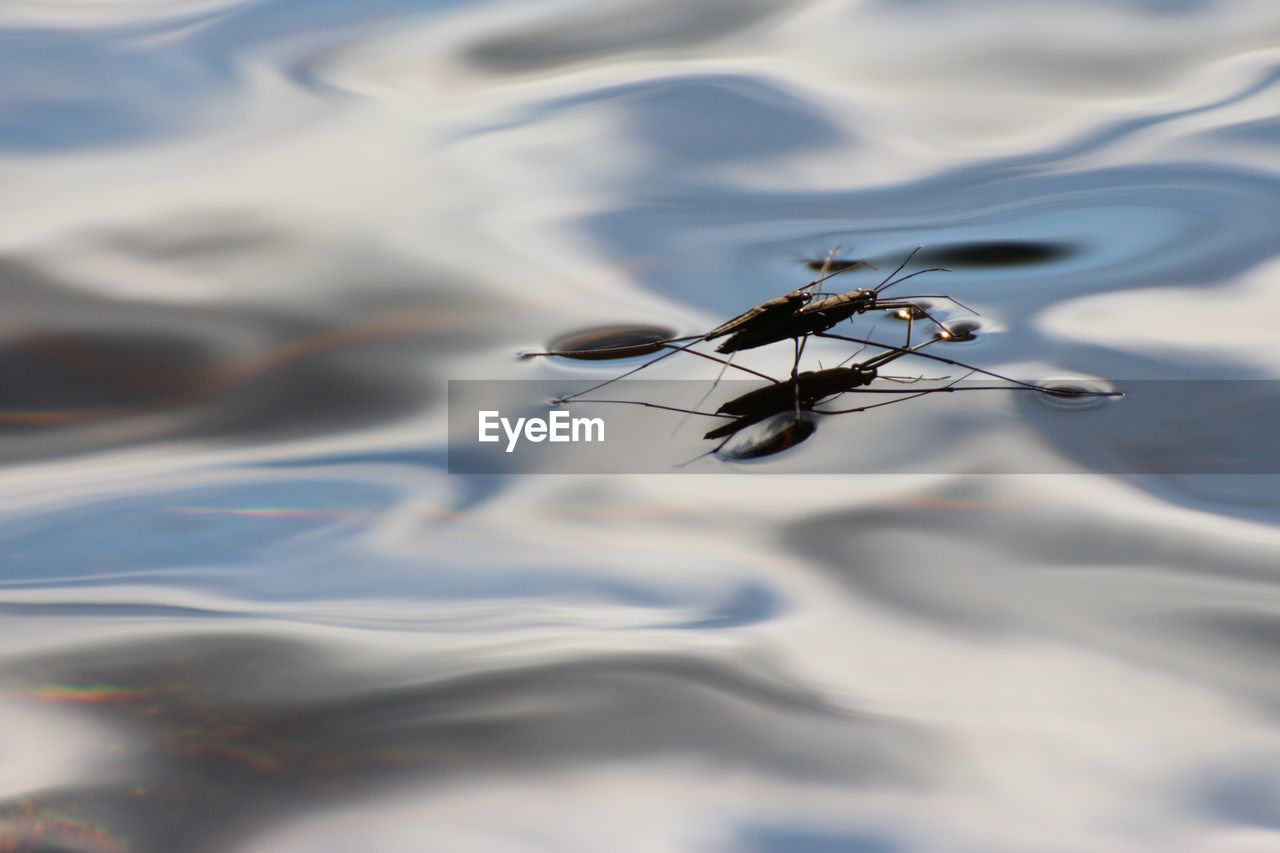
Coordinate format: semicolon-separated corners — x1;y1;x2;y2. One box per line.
811;371;1097;413
565;398;738;469
896;294;978;315
791;336;809;418
815;331;1104;394
679;348;774;381
570;398;735;420
674;352;738;435
815;372;971;414
554;341;775;403
554;344;684;403
677;431;736;469
880;374;949;384
836;324;871;368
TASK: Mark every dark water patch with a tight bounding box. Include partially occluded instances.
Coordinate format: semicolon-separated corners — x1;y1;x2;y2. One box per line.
1202;612;1280;656
0;600;247;620
873;0;1209;15
1193;765;1280;829
586;158;1280;326
185;341;432;442
1014;380;1280;475
618;77;845;167
464;0;794;74
541;324;676;361
918;241;1076;269
1030;378;1116;410
1214;115;1280;146
0;330;219;420
739;825;903;853
781;498;1280;634
0;632;940;852
0;258;477;461
674;581;781;629
804;258;874;274
1139;609;1280;719
97;211;289;262
934;318;981;343
0;322;432;452
1155;611;1280;674
482;74;847;171
1125;475;1280;529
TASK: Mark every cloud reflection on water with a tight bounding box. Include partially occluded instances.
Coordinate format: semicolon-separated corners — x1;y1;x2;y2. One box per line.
3;0;1280;850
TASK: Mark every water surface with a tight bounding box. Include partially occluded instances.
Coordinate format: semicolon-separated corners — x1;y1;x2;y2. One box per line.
4;1;1280;850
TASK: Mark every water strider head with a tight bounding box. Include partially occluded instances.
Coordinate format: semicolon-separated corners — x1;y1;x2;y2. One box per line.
795;288;878;321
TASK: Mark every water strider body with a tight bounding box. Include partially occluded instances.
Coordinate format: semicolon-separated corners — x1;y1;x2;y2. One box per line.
529;250;876;401
527;249;863;360
713;248;966;353
529;250;970;404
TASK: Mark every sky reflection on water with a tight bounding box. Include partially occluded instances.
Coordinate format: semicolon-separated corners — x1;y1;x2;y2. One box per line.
4;0;1280;850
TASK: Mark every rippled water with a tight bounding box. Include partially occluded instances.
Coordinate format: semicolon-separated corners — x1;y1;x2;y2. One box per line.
5;1;1280;850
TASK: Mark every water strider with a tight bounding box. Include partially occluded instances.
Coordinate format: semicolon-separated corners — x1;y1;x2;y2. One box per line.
522;249;858;399
527;248;966;402
711;247;969;353
525;248;1119;461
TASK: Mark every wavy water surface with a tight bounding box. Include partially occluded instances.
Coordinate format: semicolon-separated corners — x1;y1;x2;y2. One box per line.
4;0;1280;851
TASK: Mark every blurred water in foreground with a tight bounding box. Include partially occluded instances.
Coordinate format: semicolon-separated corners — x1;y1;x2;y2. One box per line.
5;1;1280;850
